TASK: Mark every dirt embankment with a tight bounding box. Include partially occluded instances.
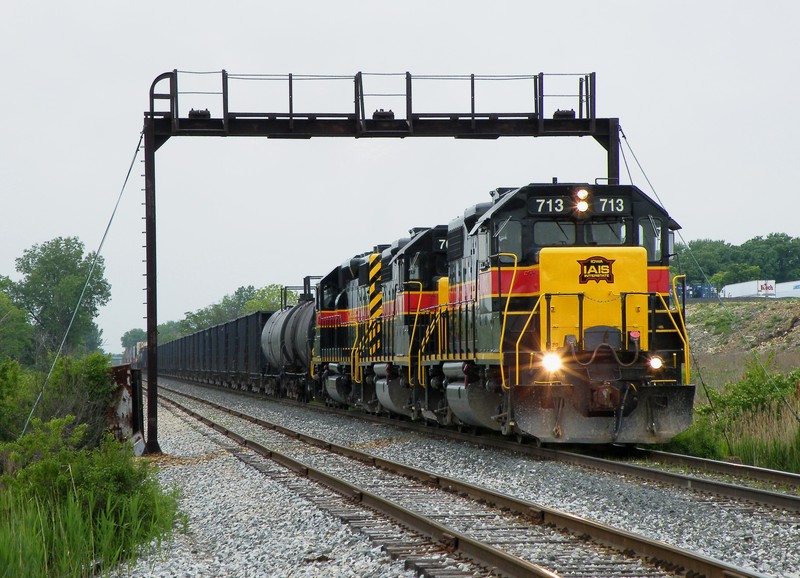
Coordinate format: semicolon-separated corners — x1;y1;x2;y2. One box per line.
685;299;800;356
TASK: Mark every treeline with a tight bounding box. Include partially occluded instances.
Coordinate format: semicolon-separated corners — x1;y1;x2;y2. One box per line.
121;283;297;348
672;233;800;287
1;237;110;365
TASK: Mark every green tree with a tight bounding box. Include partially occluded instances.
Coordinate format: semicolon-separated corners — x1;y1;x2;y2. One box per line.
672;239;736;284
243;283;297;313
120;328;147;350
152;283;297;345
740;233;800;282
0;292;34;364
7;237;111;358
156;320;184;344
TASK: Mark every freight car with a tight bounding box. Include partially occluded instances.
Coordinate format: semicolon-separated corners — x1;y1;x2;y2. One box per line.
156;181;695;445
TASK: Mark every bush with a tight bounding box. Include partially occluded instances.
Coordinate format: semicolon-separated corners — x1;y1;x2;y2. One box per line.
664;360;800;472
0;416;179;577
659;413;725;459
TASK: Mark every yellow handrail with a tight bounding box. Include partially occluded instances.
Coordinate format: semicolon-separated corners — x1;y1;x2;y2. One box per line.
350;320;362;383
513;295;544;387
668;274;691;383
406;281;423;385
416;306;443;387
496;253;519;390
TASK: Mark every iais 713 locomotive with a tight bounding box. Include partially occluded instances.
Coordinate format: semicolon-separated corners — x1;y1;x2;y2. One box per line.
158;182;694;444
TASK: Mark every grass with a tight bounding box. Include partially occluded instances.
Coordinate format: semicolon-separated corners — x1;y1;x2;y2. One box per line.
0;417;180;578
663;350;800;473
724;391;800;473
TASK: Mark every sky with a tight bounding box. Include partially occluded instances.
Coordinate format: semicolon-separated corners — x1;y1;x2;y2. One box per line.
1;1;798;354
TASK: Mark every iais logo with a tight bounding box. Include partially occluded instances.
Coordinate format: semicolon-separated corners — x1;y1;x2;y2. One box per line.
577;256;615;284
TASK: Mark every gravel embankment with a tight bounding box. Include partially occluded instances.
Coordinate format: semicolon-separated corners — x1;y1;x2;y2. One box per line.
158;380;800;578
114;403;416;578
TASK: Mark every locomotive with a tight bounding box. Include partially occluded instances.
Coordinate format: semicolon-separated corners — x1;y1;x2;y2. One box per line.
158;180;694;444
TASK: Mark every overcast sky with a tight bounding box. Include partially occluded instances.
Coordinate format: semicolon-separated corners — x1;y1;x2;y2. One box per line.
2;1;797;354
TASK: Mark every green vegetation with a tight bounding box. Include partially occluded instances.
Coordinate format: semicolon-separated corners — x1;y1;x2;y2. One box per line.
1;353;118;447
662;356;800;472
0;417;179;578
0;237;181;576
672;233;800;286
151;282;295;344
2;236;110;360
121;327;147;350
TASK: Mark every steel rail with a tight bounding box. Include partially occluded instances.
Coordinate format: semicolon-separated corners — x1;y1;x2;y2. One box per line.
156;384;769;578
628;447;800;489
158;392;556;578
161;376;800;512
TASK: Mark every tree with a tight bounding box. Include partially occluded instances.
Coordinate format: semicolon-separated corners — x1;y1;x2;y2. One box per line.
243;284;297;313
121;328;147;350
672;239;736;284
0;292;34;364
7;237;111;358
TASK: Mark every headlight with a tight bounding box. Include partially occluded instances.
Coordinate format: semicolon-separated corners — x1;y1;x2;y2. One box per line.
575;189;590;213
542;352;562;373
648;356;664;370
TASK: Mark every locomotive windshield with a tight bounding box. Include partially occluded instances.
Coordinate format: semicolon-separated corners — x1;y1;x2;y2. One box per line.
584;219;627;245
533;221;575;246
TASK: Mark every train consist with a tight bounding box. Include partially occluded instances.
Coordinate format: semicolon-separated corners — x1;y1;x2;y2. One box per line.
156;180;695;444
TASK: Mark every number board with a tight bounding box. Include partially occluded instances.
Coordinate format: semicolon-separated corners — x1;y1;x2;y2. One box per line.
528;197;570;214
592;197;629;214
528;196;629;215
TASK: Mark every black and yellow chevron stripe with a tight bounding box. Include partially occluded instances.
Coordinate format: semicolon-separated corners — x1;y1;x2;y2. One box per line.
367;253;382;355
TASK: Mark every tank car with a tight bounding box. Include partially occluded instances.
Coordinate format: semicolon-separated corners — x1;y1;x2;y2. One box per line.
261;295;315;400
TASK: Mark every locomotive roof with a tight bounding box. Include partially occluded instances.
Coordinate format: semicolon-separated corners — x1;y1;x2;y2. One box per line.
391;224;447;263
468;182;680;236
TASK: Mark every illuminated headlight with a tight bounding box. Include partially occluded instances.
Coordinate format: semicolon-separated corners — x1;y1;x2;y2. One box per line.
542;352;562;373
648;356;664;370
575;188;590;212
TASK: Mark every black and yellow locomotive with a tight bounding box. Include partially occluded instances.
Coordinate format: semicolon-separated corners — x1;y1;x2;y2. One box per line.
313;181;694;444
159;182;694;444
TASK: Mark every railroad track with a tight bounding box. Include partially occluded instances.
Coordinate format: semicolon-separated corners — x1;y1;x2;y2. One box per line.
623;447;800;495
154;382;770;578
160;376;800;513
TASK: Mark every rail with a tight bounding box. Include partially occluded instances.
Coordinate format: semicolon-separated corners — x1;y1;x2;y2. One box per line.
417;305;444;386
158;384;774;577
510;288;691;386
671;274;691;382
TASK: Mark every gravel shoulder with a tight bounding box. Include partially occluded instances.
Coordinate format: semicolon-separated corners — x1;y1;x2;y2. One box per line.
111;404;415;578
148;381;800;578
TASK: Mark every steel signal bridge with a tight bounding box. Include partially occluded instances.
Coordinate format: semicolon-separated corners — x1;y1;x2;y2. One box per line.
141;70;620;453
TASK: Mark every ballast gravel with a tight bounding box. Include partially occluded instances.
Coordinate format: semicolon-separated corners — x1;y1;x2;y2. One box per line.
115;404;416;578
156;380;800;578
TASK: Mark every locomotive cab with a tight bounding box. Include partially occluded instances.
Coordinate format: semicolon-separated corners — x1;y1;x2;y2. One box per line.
456;183;694;443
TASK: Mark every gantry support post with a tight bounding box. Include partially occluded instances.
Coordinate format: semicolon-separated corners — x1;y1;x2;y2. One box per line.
143;116;162;455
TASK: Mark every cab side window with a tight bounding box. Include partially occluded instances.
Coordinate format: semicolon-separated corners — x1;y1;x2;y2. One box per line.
638;217;662;261
495;218;522;261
